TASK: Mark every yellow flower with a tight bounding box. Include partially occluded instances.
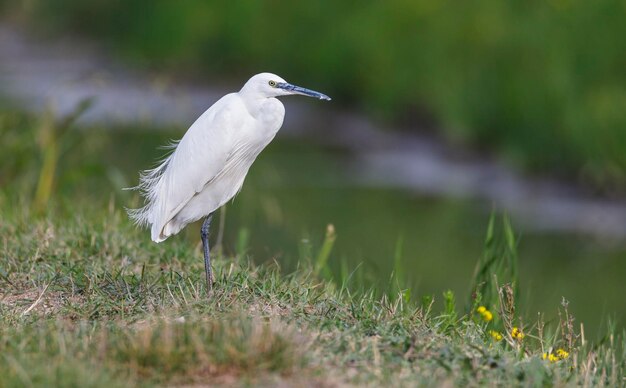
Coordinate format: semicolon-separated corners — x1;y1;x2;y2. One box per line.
511;327;524;340
489;330;503;341
543;350;567;363
556;349;569;359
476;306;494;322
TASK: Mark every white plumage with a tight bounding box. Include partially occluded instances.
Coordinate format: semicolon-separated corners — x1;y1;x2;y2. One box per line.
129;73;330;248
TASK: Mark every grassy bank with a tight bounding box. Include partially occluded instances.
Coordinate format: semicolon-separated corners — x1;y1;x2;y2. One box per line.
1;107;625;385
4;1;626;190
0;201;624;386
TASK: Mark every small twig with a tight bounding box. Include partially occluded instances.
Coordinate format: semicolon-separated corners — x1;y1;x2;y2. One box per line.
166;284;180;307
178;282;188;305
21;282;52;316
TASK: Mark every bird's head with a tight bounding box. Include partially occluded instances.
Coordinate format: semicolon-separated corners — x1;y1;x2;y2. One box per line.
240;72;331;101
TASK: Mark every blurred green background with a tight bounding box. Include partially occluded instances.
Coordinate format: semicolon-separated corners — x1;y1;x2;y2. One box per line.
7;0;626;190
1;1;626;333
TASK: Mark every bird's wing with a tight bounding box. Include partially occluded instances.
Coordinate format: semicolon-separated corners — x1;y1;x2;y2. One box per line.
144;93;246;240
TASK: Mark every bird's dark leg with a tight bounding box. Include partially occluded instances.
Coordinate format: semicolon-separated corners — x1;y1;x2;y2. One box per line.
201;213;214;293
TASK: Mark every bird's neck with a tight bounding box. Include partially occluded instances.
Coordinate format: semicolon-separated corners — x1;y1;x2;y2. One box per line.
239;92;272;118
238;93;285;130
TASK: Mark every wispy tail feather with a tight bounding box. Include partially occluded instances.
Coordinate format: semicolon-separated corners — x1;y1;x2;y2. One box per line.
125;149;175;229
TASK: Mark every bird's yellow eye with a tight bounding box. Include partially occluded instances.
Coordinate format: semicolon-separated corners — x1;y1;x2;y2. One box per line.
268;80;277;87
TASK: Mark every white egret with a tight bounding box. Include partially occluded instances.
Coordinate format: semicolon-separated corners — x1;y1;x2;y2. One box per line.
128;72;331;293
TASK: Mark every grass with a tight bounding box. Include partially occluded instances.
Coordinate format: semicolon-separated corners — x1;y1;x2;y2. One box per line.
0;199;624;386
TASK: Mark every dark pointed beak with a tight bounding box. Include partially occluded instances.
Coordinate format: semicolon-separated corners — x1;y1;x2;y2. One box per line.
277;82;331;101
